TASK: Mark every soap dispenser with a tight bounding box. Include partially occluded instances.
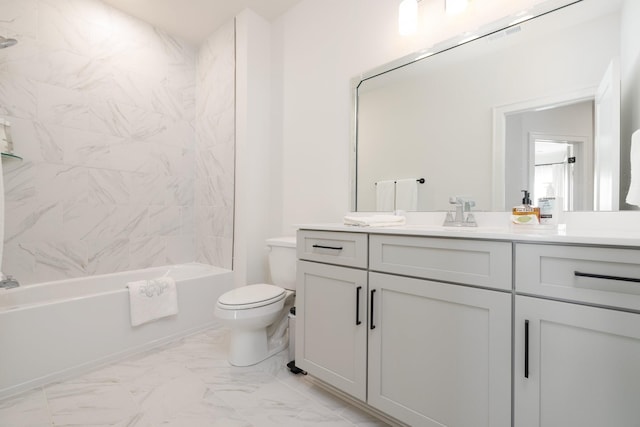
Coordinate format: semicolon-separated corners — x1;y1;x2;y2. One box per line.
511;190;540;225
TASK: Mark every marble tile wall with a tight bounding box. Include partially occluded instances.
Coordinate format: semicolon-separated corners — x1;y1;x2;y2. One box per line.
194;21;235;270
0;0;235;284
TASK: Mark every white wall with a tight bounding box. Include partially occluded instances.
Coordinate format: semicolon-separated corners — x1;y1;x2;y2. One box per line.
235;10;282;287
274;0;565;233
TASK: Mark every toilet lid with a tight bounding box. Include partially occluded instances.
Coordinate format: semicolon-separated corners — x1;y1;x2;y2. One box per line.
218;284;286;310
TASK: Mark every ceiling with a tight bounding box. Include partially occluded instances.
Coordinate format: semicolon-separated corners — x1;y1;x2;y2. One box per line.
101;0;303;44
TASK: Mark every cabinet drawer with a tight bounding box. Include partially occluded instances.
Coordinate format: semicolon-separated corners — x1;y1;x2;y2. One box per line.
515;243;640;311
370;235;512;290
297;230;368;268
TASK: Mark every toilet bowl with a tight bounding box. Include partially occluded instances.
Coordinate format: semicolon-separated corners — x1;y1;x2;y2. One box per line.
215;237;296;366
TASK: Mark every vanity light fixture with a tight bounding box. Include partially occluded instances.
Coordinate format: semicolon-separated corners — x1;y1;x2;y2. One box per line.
399;0;468;36
446;0;469;15
399;0;418;36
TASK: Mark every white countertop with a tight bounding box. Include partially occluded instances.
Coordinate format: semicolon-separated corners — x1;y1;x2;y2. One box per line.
297;212;640;247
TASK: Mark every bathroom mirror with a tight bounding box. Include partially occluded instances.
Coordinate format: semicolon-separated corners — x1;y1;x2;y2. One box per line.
353;0;638;212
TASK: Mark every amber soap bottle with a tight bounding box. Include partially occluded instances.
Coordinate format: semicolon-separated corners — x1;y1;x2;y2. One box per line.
511;190;540;225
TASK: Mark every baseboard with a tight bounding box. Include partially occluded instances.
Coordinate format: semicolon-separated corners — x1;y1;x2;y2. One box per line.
304;375;410;427
0;321;220;401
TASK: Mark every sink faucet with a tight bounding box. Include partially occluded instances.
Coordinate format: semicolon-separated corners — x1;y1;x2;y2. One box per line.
443;196;477;227
0;274;20;289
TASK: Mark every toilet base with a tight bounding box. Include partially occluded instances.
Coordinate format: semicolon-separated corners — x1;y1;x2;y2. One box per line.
228;329;288;367
226;293;294;366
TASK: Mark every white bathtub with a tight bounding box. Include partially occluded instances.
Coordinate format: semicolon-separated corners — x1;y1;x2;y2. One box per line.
0;263;233;399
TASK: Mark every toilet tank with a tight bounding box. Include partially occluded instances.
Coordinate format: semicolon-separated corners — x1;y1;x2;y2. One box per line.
266;237;297;291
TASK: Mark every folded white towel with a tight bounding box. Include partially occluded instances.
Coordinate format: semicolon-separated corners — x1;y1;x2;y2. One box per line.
376;180;396;211
344;215;406;227
127;277;178;326
395;179;418;211
626;130;640;207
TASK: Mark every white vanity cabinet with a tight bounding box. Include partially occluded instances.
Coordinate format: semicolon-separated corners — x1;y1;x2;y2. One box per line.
295;231;369;400
296;230;512;427
368;235;512;427
297;227;640;427
514;243;640;427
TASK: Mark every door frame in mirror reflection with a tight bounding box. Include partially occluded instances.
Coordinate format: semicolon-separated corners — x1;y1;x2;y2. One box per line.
593;59;621;211
530;133;590;212
495;59;620;212
493;87;597;211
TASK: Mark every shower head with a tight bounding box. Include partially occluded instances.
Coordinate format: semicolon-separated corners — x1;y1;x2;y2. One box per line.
0;36;18;49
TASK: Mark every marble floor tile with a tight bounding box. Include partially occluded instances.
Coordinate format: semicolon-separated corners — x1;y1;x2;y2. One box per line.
0;326;391;426
46;381;139;426
0;388;50;427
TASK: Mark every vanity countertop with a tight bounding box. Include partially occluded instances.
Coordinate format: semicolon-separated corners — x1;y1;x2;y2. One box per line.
297;221;640;247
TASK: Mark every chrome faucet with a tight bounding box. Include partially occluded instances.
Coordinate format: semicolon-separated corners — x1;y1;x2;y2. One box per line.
443;196;477;227
0;274;20;289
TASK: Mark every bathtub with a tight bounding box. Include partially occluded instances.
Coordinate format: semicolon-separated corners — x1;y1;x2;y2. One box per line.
0;263;233;399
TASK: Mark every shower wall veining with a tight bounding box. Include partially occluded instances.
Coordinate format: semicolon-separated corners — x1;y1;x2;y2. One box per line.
0;0;235;285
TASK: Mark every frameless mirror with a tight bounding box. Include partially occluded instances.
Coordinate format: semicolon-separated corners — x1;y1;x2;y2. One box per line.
353;0;639;212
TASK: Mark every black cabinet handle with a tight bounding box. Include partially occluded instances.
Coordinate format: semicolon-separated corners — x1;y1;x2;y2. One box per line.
524;320;529;379
356;286;362;325
574;271;640;283
370;289;376;330
312;244;343;251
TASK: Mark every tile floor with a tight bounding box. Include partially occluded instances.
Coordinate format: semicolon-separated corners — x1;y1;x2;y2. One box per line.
0;327;391;426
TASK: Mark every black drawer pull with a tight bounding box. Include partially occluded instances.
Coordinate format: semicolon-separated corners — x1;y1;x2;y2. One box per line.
356;286;362;326
574;271;640;283
312;244;343;251
370;289;376;330
524;320;529;379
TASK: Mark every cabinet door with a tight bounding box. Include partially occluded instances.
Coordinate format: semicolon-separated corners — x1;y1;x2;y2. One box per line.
295;261;368;400
515;296;640;427
368;272;511;427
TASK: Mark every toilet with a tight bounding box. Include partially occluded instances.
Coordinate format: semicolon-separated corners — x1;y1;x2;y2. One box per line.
215;236;297;366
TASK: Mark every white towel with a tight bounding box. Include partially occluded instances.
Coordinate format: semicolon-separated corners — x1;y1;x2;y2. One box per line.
626;130;640;207
344;215;406;227
395;179;418;211
376;180;395;211
127;277;178;326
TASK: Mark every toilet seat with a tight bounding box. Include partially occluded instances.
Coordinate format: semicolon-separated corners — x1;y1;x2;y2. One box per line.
217;284;286;310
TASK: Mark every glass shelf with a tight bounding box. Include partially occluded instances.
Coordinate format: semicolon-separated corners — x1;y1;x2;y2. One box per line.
1;152;22;160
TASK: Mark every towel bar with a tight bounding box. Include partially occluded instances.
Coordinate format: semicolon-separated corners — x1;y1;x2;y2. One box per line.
375;178;425;185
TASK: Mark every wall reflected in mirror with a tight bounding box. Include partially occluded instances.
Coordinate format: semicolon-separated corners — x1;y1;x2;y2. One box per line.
354;0;640;212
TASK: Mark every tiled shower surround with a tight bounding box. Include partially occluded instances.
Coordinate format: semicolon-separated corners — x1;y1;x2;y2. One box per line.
0;0;235;284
